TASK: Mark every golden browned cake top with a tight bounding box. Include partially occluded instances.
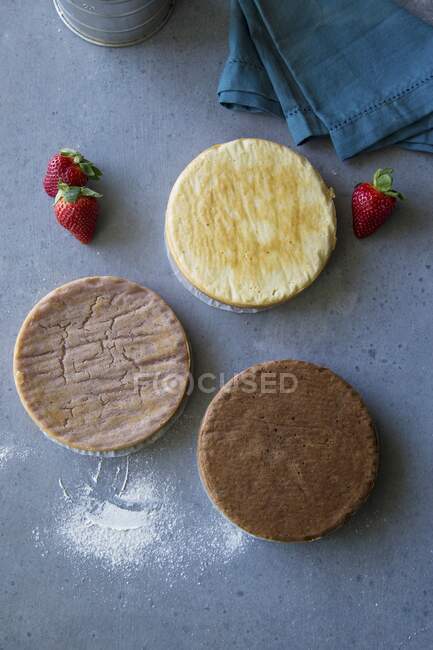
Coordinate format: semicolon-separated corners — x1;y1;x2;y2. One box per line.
198;360;378;542
14;276;190;453
166;139;336;308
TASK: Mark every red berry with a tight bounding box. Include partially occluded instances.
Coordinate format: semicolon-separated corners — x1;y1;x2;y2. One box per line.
63;165;87;187
43;149;102;197
54;184;102;244
352;169;404;239
43;154;74;197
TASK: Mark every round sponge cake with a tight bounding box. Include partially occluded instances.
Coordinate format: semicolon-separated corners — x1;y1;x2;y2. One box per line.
14;276;191;455
166;139;336;309
198;360;378;542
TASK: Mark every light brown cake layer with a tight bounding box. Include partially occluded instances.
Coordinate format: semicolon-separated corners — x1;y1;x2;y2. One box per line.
166;139;336;308
14;276;190;452
198;360;379;542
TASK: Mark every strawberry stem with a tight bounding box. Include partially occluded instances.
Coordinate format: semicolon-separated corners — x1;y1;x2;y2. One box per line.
372;168;405;200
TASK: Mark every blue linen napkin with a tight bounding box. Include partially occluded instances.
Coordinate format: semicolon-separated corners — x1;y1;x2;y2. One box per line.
218;0;433;159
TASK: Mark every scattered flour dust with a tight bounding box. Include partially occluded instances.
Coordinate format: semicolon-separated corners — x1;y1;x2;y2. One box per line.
0;445;29;467
38;462;249;579
0;447;13;466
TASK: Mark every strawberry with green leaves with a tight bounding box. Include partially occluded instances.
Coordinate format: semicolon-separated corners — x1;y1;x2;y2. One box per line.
44;149;102;197
352;168;405;239
54;183;102;244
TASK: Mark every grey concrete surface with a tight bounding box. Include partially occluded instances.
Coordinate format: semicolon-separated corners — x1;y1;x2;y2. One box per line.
1;1;433;649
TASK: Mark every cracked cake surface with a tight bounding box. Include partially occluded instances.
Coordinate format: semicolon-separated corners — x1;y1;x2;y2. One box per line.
198;360;379;542
14;276;191;453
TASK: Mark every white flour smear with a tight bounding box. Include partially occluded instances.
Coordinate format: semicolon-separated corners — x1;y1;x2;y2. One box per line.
0;447;13;466
0;445;29;467
40;462;249;578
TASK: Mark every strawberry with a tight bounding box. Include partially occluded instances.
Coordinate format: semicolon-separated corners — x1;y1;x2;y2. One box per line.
43;153;74;197
43;148;102;197
54;183;102;244
352;168;405;239
62;164;88;188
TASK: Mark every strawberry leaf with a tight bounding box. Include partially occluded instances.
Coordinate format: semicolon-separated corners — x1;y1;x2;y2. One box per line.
91;165;103;179
80;187;103;198
372;167;405;201
79;161;103;179
385;189;405;200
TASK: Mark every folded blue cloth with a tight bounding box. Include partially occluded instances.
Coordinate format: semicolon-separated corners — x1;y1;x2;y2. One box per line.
218;0;433;159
